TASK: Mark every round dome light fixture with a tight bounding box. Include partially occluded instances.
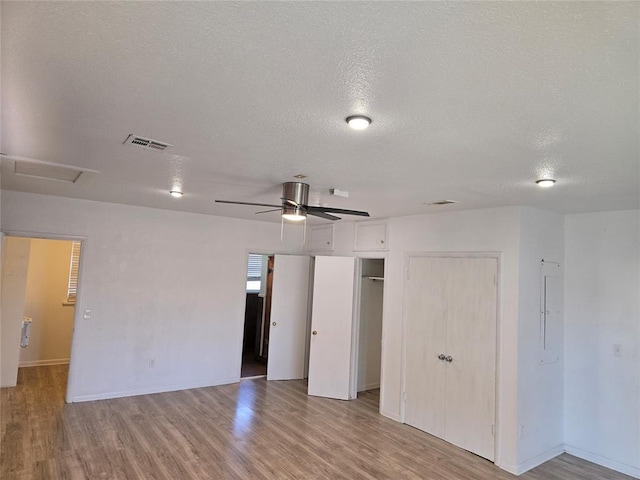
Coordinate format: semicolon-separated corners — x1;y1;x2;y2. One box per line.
346;115;371;130
535;179;556;188
170;190;184;198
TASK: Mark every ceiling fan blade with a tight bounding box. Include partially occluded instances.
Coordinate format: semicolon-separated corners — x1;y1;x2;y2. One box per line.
255;208;282;214
307;210;341;221
306;206;370;217
215;200;282;208
281;198;299;207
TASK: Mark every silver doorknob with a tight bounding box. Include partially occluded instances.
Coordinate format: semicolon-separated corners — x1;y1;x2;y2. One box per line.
312;330;318;335
445;356;453;363
272;322;276;326
438;354;446;361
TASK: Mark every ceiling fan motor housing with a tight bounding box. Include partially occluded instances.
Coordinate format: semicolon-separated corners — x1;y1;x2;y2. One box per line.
282;182;309;206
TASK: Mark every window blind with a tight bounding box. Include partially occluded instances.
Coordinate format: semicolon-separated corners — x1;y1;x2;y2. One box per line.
66;241;81;303
247;254;263;280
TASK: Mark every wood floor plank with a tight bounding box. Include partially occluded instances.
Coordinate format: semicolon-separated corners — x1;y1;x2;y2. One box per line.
1;365;636;480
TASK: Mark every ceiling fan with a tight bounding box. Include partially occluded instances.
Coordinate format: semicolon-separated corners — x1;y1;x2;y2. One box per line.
215;182;370;221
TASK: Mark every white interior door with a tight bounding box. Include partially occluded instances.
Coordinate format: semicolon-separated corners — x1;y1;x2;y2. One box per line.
404;256;497;461
266;255;311;381
404;257;448;437
308;256;355;400
444;257;497;461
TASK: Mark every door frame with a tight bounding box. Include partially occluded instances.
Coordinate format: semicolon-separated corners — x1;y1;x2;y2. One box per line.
2;229;88;404
400;251;502;463
238;249;313;383
349;253;388;407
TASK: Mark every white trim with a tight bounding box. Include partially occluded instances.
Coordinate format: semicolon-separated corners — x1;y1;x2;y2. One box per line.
1;230;87;242
380;409;401;422
19;358;70;368
66;238;88;403
565;445;640;479
514;444;565;475
1;230;87;405
377;255;389;418
71;376;238;403
495;461;518;476
349;258;363;399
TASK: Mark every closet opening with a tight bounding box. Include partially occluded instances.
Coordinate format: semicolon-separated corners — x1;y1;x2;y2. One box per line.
353;257;385;408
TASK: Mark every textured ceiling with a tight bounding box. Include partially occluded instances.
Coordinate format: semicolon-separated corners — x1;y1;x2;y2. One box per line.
1;1;638;223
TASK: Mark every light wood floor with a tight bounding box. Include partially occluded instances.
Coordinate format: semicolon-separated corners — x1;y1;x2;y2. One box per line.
1;365;634;480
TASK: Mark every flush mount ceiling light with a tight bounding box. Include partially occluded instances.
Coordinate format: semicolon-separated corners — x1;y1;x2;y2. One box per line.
170;190;183;198
346;115;371;130
536;179;556;188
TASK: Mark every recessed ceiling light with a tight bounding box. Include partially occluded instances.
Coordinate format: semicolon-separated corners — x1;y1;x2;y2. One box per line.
346;115;371;130
170;190;183;198
536;179;556;188
424;200;458;205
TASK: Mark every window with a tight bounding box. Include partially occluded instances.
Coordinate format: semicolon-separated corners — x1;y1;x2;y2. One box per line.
66;241;81;303
246;254;263;292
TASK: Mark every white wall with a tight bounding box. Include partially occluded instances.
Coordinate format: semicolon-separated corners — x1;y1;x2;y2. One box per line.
20;238;75;366
516;207;565;471
5;189;636;477
332;208;522;471
1;236;31;386
1;191;302;401
564;210;640;477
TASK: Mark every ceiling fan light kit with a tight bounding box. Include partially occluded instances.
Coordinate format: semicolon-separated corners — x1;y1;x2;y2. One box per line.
282;209;306;222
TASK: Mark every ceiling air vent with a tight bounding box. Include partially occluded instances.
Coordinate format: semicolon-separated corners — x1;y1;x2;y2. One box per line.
123;134;173;151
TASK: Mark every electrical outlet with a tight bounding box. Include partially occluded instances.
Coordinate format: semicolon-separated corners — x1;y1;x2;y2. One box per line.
148;358;156;368
614;344;623;357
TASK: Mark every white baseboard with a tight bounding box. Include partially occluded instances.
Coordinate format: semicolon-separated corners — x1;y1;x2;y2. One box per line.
358;382;380;392
515;444;565;475
19;358;70;368
380;408;401;422
495;461;518;476
70;376;238;403
565;444;640;479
